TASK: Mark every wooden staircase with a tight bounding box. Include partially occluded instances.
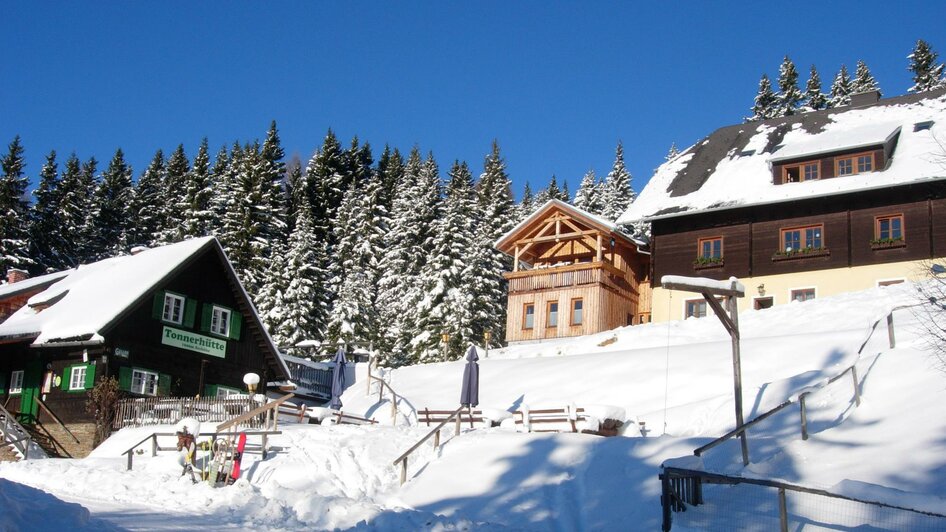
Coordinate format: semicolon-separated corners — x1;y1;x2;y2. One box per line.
0;403;38;460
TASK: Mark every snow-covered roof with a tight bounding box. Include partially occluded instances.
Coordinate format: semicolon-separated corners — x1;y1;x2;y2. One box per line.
619;89;946;223
496;199;647;252
0;238;290;379
0;270;73;301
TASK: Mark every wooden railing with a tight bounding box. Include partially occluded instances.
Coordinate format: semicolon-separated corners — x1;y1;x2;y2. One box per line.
114;396;265;430
122;430;282;471
216;394;294;433
393;405;466;485
285;360;333;398
505;261;635;298
0;402;33;460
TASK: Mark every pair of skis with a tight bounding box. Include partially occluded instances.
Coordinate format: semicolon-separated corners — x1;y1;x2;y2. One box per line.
201;432;246;487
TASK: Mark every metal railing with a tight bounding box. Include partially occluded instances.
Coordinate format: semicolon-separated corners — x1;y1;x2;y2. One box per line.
0;402;33;460
392;405;466;485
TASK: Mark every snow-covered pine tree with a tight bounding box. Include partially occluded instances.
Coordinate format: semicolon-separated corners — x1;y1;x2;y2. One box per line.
776;56;803;116
908;39;945;93
600;141;636;222
546;175;562;203
470;140;514;347
344;136;373;188
517;181;536;221
803;65;827;111
157;144;190;244
56;154;94;267
29;150;64;271
851;60;881;96
573;169;601;214
207;144;232;236
259;121;289;253
829;65;852;108
561;179;570;203
182;138;215;238
0;136;32;276
304;129;347;244
748;74;778;121
326;184;374;348
74;157;100;264
412;160;477;361
665;143;681;161
283;156;305;233
89;149;135;260
376;145;405;216
131;149;166;247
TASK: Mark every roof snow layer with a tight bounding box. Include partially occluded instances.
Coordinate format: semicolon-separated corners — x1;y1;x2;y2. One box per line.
619;90;946;223
0;237;215;344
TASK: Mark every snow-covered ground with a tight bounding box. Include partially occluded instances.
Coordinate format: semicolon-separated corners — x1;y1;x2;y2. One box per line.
2;282;945;530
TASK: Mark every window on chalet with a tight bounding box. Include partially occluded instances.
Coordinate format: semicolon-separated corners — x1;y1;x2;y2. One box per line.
547;301;559;328
782;161;819;183
685;299;707;319
131;369;160;396
696;236;723;266
523;304;535;330
68;366;87;391
835;152;874;176
570;298;583;326
9;370;24;394
791;288;816;302
210;306;231;337
874;214;903;242
162;293;185;324
781;225;823;252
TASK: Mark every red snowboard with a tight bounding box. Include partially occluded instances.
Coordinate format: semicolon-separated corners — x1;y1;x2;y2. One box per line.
227;432;247;484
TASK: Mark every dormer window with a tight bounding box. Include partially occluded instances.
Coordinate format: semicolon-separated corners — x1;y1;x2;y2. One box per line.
835;152;874;176
782;161;819;183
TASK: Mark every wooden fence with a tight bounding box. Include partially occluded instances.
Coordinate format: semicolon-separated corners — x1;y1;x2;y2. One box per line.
113;396;267;430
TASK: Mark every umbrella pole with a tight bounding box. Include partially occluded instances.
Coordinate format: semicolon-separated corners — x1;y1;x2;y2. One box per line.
469;405;474;429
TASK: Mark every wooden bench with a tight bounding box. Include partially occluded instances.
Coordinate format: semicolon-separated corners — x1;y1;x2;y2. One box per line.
277;402;308;423
513;407;587;433
419;408;485;427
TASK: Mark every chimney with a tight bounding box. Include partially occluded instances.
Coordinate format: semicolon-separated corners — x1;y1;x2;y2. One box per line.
849;90;881;107
6;268;29;284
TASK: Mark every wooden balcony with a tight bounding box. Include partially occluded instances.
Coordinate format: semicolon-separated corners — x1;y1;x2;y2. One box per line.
504;261;635;297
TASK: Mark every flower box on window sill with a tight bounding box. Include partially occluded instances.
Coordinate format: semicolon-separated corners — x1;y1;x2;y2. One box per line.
772;247;830;262
693;258;724;270
870;238;906;251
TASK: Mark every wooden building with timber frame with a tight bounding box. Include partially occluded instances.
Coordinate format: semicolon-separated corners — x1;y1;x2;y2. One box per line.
496;200;651;344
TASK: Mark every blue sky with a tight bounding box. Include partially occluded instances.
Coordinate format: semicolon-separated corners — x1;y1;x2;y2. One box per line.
3;2;946;199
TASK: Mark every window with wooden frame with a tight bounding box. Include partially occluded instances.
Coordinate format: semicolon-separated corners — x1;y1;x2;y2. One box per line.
69;366;87;391
696;236;723;265
791;288;816;302
835;152;875;176
523;304;535;330
570;298;583;326
781;224;823;252
162;292;185;324
685;299;707;319
874;214;904;242
781;160;820;183
546;301;559;328
9;370;24;394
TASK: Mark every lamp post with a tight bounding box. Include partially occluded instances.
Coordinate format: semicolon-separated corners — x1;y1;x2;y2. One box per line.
243;372;260;395
441;333;450;362
483;330;492;358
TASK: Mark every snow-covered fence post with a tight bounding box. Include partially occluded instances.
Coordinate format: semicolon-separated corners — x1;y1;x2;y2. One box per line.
151;433;158;456
851;366;861;406
887;312;896;348
778;487;789;532
799;393;809;441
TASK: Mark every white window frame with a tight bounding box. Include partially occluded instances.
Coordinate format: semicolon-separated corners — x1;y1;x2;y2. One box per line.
216;386;242;398
210;305;231;337
9;371;24;394
131;369;160;396
69;366;87;391
162;292;186;325
790;286;817;303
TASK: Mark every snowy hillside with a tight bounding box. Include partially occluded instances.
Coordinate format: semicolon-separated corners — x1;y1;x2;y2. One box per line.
2;283;945;530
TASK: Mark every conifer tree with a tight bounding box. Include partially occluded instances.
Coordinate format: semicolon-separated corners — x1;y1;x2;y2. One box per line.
304;129;347;243
29;150;63;271
159;144;190;244
0;136;32;276
131;149;166;247
283;156;305;232
573;169;601;214
748;74;778;121
74;157;100;264
829;65;852;108
326;184;375;347
376;145;405;215
776;56;803;116
546;175;562;203
259;121;289;250
182;138;214;238
803;65;828;111
600;141;635;222
851;60;880;96
208;144;231;235
56;154;94;266
518;181;536;221
89;149;135;260
561;179;570;203
908;39;945;93
665;143;681;161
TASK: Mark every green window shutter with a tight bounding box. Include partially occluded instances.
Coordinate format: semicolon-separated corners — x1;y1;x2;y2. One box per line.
84;364;96;389
203;384;217;398
157;373;171;396
229;312;242;341
200;303;212;333
61;367;72;391
183;299;197;328
0;373;6;394
152;291;165;320
118;366;132;391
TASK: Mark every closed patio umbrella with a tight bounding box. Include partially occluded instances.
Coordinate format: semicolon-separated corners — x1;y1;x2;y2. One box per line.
460;345;479;408
329;347;347;410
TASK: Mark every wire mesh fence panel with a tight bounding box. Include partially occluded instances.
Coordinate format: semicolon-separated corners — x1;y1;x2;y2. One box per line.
673;483;782;532
786;490;946;532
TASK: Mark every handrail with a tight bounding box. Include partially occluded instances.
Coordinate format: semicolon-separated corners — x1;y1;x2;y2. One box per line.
34;397;81;444
393;405;466;485
368;372;404;422
216;394;294;432
123;429;282;470
0;401;32;460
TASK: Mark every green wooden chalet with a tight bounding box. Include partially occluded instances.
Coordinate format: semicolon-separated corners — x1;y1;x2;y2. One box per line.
0;237;290;457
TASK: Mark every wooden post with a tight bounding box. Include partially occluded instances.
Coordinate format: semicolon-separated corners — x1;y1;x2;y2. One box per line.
433;429;440;449
24;437;29;460
727;292;750;466
262;433;268;460
799;393;809;441
400;459;407;485
887;313;895;348
778;487;788;532
455;414;461;436
151;433;158;457
596;234;603;262
660;473;672;531
850;366;861;406
513;246;520;272
127;451;133;471
390;396;397;424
